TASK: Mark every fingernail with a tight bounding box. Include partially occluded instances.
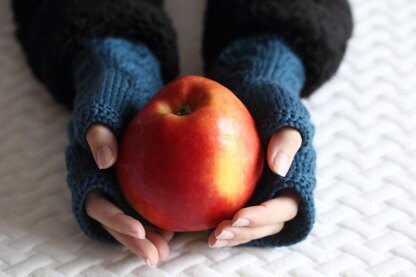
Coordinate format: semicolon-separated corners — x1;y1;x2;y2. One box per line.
146;259;157;268
232;218;250;227
96;145;114;169
272;151;290;177
216;230;235;240
210;239;229;248
127;230;145;240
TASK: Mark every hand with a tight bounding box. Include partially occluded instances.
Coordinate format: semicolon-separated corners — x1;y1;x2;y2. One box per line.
84;123;173;267
209;127;302;247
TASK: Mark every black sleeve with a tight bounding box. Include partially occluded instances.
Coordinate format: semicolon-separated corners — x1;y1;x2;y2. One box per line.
203;0;353;97
11;0;178;109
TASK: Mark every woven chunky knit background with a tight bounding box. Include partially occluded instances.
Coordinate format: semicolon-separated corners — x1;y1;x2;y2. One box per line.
0;0;415;276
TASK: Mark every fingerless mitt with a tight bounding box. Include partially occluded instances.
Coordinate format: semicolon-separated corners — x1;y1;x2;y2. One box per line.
209;36;316;246
71;37;163;148
66;37;163;242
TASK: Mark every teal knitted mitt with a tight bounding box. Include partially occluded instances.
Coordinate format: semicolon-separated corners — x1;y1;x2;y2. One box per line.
66;35;316;247
66;37;163;242
208;35;317;246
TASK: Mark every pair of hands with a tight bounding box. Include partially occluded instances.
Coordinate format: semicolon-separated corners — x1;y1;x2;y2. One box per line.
85;123;302;267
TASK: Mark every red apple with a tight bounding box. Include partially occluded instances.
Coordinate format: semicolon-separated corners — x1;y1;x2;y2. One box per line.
116;75;264;232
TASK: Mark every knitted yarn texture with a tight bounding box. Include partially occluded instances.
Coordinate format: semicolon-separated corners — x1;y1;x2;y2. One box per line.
66;37;163;242
71;37;163;148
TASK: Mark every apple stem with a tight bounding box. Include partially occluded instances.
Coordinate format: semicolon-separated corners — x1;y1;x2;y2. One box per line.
176;106;192;116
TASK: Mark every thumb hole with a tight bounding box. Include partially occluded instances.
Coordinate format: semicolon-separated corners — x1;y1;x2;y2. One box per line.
86;123;118;169
267;127;302;177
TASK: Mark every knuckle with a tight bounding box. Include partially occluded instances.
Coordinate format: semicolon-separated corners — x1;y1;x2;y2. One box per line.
280;128;302;148
235;207;250;219
111;211;125;221
238;230;253;242
85;201;93;215
287;208;298;220
85;190;102;214
86;124;98;136
86;124;102;142
276;223;285;233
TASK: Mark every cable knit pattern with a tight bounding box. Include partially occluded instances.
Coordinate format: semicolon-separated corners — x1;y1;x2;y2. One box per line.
67;37;162;241
209;36;316;246
72;37;163;148
11;0;178;109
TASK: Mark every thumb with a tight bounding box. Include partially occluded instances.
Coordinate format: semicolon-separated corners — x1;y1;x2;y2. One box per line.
267;127;302;177
86;123;118;169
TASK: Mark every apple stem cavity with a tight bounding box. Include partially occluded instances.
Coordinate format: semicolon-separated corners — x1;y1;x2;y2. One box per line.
176;105;192;116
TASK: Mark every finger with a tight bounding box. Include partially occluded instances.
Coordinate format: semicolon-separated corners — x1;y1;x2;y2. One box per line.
156;228;175;243
231;194;299;228
103;226;159;268
267;127;302;176
213;223;285;248
86;123;118;169
86;190;145;239
208;220;233;248
144;226;171;261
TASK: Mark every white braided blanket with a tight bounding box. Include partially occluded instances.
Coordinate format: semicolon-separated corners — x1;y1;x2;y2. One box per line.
0;0;415;275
